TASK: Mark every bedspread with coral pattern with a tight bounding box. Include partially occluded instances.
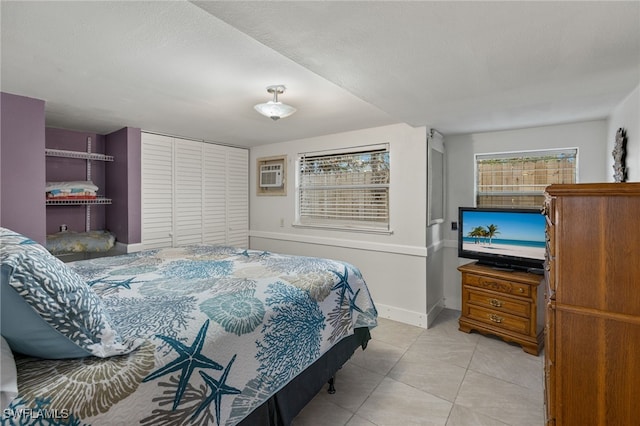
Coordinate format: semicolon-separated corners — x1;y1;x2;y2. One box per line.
6;245;377;426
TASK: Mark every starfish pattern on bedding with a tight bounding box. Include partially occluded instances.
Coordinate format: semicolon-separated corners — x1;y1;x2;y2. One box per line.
142;320;223;410
331;267;354;306
191;354;241;426
87;276;140;289
348;288;364;315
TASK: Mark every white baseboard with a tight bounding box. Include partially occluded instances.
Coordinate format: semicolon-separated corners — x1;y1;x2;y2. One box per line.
375;298;445;329
375;303;427;328
115;242;144;253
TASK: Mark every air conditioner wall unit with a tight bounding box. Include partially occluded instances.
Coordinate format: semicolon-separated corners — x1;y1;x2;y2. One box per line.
259;164;283;187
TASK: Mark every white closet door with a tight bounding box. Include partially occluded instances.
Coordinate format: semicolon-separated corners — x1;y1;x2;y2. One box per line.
226;147;249;248
203;143;227;244
174;140;204;246
141;133;248;249
141;134;174;249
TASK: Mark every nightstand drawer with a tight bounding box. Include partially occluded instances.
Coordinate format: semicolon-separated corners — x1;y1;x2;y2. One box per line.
466;288;530;317
466;305;530;335
464;274;531;298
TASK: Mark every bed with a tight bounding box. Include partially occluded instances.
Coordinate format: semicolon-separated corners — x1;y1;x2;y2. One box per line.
0;227;377;425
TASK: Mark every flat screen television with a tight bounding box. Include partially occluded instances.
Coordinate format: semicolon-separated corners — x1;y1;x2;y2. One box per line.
458;207;546;273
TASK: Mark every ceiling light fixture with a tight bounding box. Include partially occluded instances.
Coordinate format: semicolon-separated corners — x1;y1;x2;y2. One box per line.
254;85;297;121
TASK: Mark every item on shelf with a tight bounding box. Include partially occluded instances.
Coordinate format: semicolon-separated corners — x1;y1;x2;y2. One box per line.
46;230;116;255
46;181;98;200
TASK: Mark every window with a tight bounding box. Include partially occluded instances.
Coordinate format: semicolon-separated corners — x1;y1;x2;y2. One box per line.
475;148;577;208
296;145;390;232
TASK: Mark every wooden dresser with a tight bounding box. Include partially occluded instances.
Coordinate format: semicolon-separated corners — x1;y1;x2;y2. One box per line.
543;183;640;425
458;262;544;355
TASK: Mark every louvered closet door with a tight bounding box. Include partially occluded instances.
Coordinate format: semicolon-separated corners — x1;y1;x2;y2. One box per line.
203;143;227;244
174;140;203;246
142;132;249;250
226;147;249;248
141;134;174;249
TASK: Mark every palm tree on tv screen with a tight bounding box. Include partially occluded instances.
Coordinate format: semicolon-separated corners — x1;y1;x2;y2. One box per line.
468;226;486;244
486;224;500;246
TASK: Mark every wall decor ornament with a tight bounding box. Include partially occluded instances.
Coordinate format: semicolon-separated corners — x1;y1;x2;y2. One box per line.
612;127;627;182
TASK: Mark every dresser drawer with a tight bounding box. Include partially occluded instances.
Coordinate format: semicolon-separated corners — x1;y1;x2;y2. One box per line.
465;304;530;335
464;273;531;297
466;288;530;317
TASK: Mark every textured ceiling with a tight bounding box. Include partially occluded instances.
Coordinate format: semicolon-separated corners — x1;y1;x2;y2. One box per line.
2;1;639;147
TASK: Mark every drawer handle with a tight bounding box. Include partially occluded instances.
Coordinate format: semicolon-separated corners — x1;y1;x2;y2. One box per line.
489;298;503;307
518;288;524;293
489;314;503;323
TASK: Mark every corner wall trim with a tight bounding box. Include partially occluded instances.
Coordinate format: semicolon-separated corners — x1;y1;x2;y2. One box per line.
249;230;428;257
115;242;144;253
426;299;446;328
426;239;445;257
444;239;458;249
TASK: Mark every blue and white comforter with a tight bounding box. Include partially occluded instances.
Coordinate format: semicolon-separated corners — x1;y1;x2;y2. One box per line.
8;245;377;425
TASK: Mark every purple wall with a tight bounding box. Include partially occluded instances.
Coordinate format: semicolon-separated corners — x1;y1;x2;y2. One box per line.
1;91;142;247
105;127;141;244
45;128;107;234
1;92;46;244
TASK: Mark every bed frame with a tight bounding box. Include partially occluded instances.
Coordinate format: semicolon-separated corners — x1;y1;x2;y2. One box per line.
239;328;371;425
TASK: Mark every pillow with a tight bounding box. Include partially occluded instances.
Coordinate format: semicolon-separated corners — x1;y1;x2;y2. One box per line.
0;336;18;410
0;227;140;359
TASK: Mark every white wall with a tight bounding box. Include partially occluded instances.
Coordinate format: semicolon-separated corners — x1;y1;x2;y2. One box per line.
249;123;441;327
607;85;640;182
443;119;608;310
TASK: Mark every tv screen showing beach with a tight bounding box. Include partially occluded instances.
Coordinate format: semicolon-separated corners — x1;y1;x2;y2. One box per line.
461;210;546;261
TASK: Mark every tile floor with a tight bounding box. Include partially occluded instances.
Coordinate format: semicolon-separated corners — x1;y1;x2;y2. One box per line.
293;309;545;426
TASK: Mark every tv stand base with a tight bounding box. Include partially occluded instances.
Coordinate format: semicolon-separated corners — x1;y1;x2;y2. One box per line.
458;262;544;356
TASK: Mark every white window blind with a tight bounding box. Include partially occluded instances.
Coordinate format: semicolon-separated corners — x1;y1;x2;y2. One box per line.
297;145;390;231
476;148;577;208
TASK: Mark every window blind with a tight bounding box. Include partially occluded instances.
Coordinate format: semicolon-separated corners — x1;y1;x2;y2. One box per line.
476;148;577;208
297;146;390;231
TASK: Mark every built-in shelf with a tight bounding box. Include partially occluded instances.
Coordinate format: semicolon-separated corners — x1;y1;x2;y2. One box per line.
46;197;112;206
45;137;113;232
45;148;114;162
